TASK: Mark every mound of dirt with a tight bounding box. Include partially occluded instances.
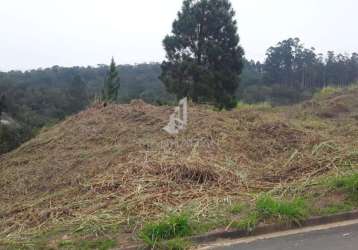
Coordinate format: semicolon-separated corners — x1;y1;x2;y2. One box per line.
0;87;357;245
250;121;307;145
303;87;358;119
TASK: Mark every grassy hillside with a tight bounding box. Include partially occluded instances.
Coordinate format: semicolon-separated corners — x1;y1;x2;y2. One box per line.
0;86;357;249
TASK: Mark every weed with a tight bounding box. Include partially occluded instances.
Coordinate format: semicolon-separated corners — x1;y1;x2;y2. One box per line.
230;203;245;214
330;173;358;200
139;213;192;247
319;203;354;216
256;195;308;225
233;212;259;232
231;195;308;232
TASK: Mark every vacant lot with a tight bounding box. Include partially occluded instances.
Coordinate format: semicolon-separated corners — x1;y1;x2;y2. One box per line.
1;86;358;249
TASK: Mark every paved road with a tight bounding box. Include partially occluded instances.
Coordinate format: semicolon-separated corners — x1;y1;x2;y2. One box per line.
207;222;358;250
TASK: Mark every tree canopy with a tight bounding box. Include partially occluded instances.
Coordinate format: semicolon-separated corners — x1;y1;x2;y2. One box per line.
102;58;120;102
263;38;358;89
0;63;171;155
0;95;5;119
239;38;358;105
66;75;88;114
161;0;244;109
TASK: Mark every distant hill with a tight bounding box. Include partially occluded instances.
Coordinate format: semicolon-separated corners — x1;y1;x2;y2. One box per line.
0;63;174;155
0;85;357;248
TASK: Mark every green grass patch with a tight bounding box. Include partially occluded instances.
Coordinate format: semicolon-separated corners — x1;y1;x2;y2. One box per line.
330;173;358;200
319;203;354;216
314;86;341;99
256;195;308;224
232;211;259;232
190;215;230;236
155;238;192;250
236;101;272;110
232;195;308;232
139;213;192;248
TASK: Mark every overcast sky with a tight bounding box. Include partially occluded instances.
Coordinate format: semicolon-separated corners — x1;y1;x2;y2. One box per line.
0;0;357;71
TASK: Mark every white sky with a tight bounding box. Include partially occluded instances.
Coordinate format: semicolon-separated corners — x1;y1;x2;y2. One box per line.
0;0;357;71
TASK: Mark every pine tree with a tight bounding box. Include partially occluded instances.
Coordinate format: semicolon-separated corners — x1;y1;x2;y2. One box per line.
161;0;244;109
102;58;120;102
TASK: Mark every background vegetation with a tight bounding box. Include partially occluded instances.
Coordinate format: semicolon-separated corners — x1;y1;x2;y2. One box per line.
0;38;357;154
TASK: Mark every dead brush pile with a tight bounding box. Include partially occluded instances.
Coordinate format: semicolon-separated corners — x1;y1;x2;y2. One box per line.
0;88;358;244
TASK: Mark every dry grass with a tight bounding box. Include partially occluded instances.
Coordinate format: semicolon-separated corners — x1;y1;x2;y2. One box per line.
0;86;358;247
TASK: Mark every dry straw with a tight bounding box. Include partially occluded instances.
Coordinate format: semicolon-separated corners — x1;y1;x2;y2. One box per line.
0;86;357;245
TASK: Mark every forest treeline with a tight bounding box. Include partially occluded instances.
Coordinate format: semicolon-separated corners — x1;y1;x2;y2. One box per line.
0;37;357;154
0;63;172;153
240;38;358;104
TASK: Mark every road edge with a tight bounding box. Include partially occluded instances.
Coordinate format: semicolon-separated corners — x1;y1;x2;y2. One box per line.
121;210;358;249
190;210;358;243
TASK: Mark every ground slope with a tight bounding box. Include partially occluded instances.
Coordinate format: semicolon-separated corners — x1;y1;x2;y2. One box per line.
0;87;357;248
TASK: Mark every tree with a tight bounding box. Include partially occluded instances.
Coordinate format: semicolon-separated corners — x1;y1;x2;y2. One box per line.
264;38;303;86
0;95;5;120
102;58;120;102
66;75;88;114
161;0;244;109
263;38;328;89
349;53;358;83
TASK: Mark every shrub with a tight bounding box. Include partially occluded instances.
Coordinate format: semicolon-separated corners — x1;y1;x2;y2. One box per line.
139;213;192;247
